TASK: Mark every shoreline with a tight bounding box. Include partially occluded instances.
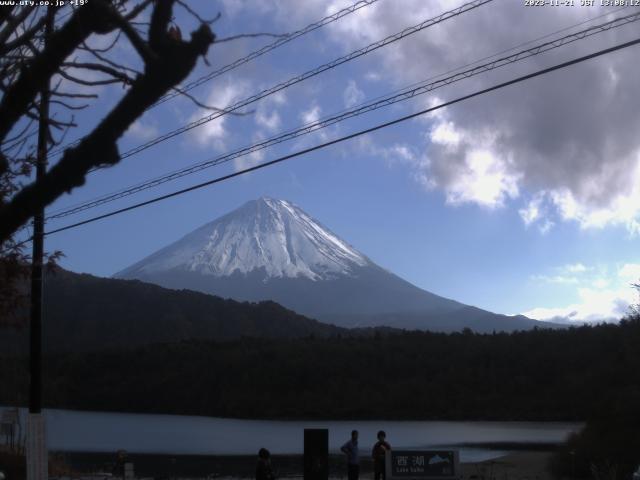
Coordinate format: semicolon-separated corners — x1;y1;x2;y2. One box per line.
55;447;557;479
1;404;586;423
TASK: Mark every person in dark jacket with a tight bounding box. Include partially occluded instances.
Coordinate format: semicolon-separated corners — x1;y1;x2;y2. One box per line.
256;448;275;480
372;430;391;480
113;449;129;477
341;430;360;480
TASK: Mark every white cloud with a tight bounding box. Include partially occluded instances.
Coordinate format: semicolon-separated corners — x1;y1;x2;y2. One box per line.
545;160;640;233
358;138;417;164
592;278;611;289
255;109;281;132
343;80;365;108
563;263;588;274
424;118;521;208
429;121;461;150
234;132;266;171
300;103;322;125
531;275;579;285
519;193;545;227
296;102;331;144
365;71;382;82
254;90;285;133
443;149;520;208
377;143;417;165
201;1;640;233
524;287;634;324
531;264;591;286
291;100;349;151
125;119;159;141
538;220;554;235
412;110;522;209
219;0;275;18
618;263;640;282
324;0;384;46
272;0;640;232
193;80;250;151
524;263;640;323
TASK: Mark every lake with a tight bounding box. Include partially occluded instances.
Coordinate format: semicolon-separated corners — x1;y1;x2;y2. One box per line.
8;408;581;462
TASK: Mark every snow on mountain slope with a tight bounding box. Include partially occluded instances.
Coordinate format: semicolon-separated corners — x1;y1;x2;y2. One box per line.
115;197;553;332
117;197;370;281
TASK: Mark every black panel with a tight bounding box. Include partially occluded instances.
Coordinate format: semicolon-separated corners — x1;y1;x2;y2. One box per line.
304;428;329;480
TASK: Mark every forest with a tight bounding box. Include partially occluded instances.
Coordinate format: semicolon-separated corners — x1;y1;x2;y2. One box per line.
1;317;639;421
2;315;640;478
0;269;344;354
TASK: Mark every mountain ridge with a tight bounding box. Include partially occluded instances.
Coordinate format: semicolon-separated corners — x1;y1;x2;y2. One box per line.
0;268;346;354
117;197;370;281
116;197;555;332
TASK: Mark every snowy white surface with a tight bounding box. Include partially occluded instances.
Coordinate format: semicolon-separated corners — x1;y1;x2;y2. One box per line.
119;197;370;281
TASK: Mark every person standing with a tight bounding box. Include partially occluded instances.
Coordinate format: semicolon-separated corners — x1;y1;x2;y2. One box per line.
256;448;275;480
341;430;359;480
372;430;391;480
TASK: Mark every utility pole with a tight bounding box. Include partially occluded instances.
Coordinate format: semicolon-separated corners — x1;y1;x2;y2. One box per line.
27;8;53;480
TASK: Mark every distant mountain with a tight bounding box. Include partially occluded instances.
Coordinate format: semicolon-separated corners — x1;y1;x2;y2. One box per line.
118;196;370;281
0;269;345;354
116;197;554;332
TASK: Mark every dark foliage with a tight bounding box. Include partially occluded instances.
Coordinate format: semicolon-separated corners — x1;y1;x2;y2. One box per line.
0;268;345;354
0;1;225;328
0;252;28;327
550;385;640;480
0;1;215;243
1;317;639;421
0;451;26;479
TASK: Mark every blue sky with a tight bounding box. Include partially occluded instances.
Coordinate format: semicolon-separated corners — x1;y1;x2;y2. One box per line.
25;0;640;322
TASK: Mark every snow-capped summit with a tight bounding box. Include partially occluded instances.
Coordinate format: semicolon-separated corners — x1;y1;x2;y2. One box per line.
116;197;546;332
117;197;370;281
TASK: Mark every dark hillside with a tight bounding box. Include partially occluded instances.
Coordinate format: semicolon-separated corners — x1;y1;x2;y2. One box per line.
0;269;345;354
2;318;638;420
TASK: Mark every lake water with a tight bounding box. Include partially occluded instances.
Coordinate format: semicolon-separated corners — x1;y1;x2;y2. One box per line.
8;408;581;462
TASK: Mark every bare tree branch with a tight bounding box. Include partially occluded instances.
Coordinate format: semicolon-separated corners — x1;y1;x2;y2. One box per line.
148;0;174;49
0;6;16;26
2;133;34;155
106;7;156;63
123;0;154;21
0;1;117;142
24;110;77;130
62;62;135;84
51;91;99;99
58;69;124;87
215;32;289;44
49;100;89;111
80;42;143;76
0;7;35;48
50;119;73;147
0;15;48;56
80;30;123;54
169;85;242;113
0;8;215;242
1;119;35;146
176;1;221;25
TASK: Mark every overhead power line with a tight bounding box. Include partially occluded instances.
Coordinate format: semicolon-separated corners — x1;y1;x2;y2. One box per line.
41;36;640;238
153;0;381;107
45;10;640;221
48;0;493;162
46;0;381;158
115;0;493;160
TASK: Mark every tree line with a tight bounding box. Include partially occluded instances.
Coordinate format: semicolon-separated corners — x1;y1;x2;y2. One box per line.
1;317;639;421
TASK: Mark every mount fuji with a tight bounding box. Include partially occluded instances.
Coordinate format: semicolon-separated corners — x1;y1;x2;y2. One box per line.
115;197;548;332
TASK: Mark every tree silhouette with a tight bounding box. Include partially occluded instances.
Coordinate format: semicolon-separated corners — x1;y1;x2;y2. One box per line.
0;0;218;323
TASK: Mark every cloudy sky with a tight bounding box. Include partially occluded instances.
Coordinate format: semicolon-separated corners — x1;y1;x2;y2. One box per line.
35;0;640;324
